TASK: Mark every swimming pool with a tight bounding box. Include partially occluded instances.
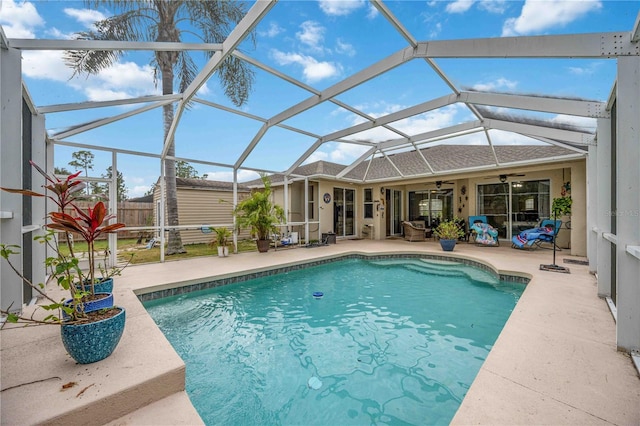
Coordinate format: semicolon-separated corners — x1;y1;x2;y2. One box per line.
144;257;526;425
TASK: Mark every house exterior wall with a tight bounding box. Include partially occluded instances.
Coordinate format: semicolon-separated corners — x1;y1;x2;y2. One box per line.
154;186;251;245
278;159;587;253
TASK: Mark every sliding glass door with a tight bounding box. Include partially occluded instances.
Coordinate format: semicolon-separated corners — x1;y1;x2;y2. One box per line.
334;187;355;237
386;189;402;236
408;189;454;227
510;180;550;236
477;183;509;237
477;180;550;239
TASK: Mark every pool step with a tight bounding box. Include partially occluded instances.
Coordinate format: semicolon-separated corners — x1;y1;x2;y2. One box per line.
105;392;203;425
370;259;498;286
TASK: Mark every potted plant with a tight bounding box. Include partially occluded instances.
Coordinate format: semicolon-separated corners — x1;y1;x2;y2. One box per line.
0;161;127;364
542;196;573;272
89;249;135;293
433;218;465;251
210;227;231;257
233;174;286;253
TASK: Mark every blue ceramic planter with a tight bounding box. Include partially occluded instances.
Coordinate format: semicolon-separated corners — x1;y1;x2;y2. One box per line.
76;278;114;294
439;239;457;252
63;292;114;319
61;307;126;364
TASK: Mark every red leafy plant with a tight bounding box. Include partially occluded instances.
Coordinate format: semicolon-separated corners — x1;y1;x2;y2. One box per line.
1;161;125;325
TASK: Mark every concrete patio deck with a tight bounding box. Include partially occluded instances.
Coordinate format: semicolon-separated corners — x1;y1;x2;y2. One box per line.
1;239;639;425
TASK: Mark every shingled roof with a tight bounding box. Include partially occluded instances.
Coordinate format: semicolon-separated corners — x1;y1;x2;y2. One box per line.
176;177;250;192
248;144;583;185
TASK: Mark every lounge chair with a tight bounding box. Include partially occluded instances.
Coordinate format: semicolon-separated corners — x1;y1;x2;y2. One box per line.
511;219;562;250
402;221;427;242
468;215;499;246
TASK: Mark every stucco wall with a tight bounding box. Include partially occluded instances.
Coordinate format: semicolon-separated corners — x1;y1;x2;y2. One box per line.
277;159;586;253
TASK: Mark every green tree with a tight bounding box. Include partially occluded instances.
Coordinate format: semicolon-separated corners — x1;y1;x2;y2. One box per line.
64;1;255;255
68;150;94;194
54;166;72;175
89;166;128;202
176;161;200;179
105;166;128;202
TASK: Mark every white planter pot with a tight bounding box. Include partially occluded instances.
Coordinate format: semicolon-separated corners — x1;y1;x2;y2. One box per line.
217;246;229;257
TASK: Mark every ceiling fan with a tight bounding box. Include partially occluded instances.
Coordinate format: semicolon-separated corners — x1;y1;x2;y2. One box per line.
485;173;526;182
434;180;455;189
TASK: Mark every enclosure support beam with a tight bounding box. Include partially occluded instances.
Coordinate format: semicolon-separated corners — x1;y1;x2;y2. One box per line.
596;117;612;298
0;47;24;313
30;114;47;293
615;56;640;353
586;140;598;274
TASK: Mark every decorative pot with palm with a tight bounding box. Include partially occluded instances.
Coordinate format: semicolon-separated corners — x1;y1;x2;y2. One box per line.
233;174;285;253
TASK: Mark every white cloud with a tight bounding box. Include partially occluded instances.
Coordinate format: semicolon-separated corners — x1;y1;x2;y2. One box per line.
45;27;75;39
22;50;158;101
312;142;370;164
196;83;211;97
318;0;365;16
502;0;602;36
429;22;442;39
259;22;284;38
551;114;596;130
446;0;475;14
313;103;469;164
271;50;341;83
567;62;602;76
296;21;325;51
335;39;356;57
64;8;107;28
478;0;508;14
129;185;151;199
366;3;379;19
472;77;518;92
305;150;329;164
0;0;44;38
83;87;135;102
488;129;546;145
390;105;465;136
203;170;260;183
21;50;75;81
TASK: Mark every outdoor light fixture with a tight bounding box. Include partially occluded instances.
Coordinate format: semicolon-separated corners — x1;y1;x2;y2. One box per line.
436;181;442;189
499;175;507;183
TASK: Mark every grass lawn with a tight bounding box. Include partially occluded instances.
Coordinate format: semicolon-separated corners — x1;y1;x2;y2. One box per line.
58;238;263;265
127;239;258;264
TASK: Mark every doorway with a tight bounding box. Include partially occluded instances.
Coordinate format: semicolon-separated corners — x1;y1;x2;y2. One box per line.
333;187;355;237
477;180;550;239
385;189;402;236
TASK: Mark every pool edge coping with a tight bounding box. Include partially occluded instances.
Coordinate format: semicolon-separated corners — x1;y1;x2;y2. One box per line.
135;250;532;303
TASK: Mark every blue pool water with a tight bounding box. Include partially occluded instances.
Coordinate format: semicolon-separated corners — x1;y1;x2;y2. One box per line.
144;258;525;425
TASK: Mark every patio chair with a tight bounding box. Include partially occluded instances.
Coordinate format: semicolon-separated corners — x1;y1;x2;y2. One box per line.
402;221;427;242
511;219;562;250
468;215;499;246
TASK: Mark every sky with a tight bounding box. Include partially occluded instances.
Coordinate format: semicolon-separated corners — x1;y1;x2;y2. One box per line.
1;0;638;198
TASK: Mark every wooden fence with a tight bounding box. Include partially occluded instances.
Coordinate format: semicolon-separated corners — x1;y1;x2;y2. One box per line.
62;201;154;240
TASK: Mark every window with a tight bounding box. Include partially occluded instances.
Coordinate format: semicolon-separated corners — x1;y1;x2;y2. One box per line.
364;188;373;219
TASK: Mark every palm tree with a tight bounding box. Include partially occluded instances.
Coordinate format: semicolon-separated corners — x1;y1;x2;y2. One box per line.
64;0;255;254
